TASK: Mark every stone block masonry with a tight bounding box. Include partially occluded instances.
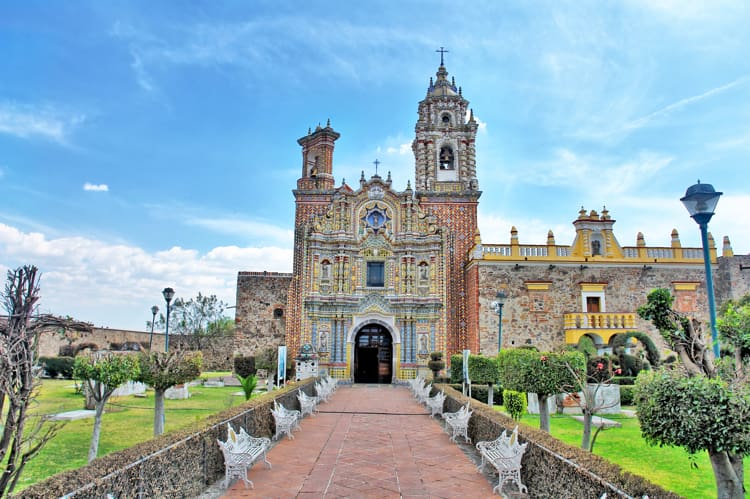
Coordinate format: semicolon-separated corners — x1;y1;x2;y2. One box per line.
233;271;292;357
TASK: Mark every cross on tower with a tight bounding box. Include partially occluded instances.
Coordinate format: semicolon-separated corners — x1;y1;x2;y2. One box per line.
373;159;380;175
436;46;449;66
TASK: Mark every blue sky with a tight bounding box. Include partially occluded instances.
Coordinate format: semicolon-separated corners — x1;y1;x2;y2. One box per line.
1;1;749;331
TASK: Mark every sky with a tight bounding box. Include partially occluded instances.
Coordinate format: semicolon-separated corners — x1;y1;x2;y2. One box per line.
1;1;749;331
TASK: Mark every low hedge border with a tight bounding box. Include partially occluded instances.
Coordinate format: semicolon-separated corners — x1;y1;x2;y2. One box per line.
15;378;317;498
439;385;682;499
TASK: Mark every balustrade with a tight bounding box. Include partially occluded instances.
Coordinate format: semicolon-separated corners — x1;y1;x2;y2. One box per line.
563;312;636;330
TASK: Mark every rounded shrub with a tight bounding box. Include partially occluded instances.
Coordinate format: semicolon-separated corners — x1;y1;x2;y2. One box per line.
503;389;527;421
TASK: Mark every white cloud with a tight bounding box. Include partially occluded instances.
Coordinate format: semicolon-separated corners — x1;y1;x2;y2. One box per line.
0;102;84;145
185;217;293;245
510;149;672;198
83;183;109;192
0;223;292;330
386;142;412;155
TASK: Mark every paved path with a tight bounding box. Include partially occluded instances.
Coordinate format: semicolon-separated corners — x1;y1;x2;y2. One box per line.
222;384;496;498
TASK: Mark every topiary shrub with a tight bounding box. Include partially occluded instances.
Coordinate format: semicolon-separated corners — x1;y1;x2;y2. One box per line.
503;389;527;421
611;331;660;367
233;355;256;378
619;353;643;377
427;351;445;378
40;356;75;379
576;335;598;359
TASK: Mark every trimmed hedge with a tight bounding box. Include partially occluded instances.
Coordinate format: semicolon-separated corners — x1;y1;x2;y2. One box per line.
438;385;680;499
619;385;635;406
16;379;316;498
448;384;503;406
39;356;75;379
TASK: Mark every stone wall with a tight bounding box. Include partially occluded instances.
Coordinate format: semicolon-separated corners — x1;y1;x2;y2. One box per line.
475;261;711;354
441;386;680;498
716;254;750;304
38;327;234;371
16;380;316;499
234;271;292;357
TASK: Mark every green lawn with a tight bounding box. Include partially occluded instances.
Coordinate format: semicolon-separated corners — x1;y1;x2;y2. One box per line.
14;376;246;492
501;408;750;498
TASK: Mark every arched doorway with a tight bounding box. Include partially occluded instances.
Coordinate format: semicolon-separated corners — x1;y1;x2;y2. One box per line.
353;324;392;383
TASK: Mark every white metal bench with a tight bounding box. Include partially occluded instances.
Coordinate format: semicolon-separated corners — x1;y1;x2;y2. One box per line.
297;391;319;417
476;425;528;495
271;401;301;440
315;376;337;401
217;423;271;489
407;375;425;394
425;390;446;417
442;401;472;443
415;382;433;404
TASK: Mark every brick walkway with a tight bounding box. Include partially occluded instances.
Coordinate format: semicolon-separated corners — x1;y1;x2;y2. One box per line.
221;384;496;498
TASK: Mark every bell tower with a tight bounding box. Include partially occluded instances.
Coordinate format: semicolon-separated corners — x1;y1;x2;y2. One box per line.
413;50;479;193
297;120;340;191
413;51;481;356
287;120;340;354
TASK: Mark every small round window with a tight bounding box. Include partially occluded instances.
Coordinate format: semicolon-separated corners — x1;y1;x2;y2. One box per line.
441;114;451;125
273;308;284;319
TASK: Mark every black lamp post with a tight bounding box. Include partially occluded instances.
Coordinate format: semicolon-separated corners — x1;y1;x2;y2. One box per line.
492;291;507;353
680;181;722;358
148;305;159;351
162;287;175;352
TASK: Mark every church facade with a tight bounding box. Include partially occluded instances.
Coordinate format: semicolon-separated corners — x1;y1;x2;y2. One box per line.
234;61;750;381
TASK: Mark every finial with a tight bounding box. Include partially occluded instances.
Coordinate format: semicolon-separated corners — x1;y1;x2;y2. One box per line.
316;122;322;131
342;178;346;185
429;76;433;86
387;170;391;182
326;118;331;127
360;170;365;181
373;159;380;175
308;127;311;135
459;86;462;96
436;46;449;66
451;76;455;86
469;108;475;122
407;179;411;190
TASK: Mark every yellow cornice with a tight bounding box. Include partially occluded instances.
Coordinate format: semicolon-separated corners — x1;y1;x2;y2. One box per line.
525;281;552;291
673;281;700;291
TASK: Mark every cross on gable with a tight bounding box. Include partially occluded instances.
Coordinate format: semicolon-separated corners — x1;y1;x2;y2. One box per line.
373;159;380;175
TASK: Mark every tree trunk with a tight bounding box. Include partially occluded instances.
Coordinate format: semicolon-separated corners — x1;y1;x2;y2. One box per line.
709;449;744;498
88;400;105;463
154;389;166;436
538;393;551;432
487;383;494;407
581;410;592;450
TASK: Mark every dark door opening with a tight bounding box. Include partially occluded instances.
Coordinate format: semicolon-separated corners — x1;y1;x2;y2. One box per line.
354;324;392;383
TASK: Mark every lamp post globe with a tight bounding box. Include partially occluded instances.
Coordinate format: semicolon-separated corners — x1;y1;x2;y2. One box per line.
681;181;722;358
148;305;159;351
162;287;175;352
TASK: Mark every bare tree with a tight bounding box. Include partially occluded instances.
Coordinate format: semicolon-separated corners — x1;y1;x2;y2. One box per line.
561;361;621;451
0;265;91;496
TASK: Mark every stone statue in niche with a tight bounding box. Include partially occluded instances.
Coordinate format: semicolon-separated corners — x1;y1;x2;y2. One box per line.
319;331;328;352
321;261;331;280
419;334;429;353
591;240;601;256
